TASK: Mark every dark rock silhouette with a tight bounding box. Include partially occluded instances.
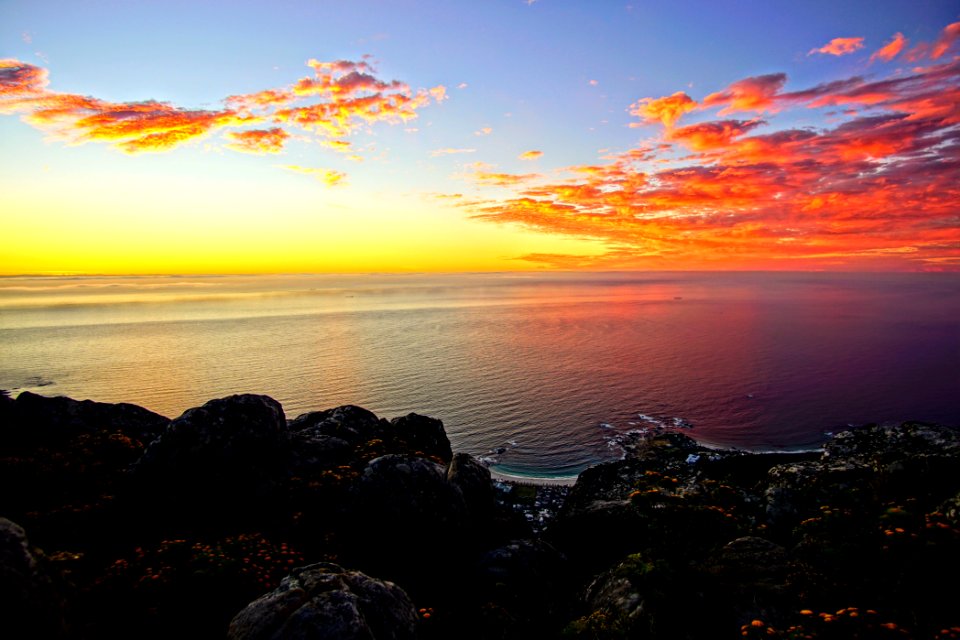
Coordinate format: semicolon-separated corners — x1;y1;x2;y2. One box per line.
2;391;959;639
131;394;288;529
0;518;64;639
385;413;453;462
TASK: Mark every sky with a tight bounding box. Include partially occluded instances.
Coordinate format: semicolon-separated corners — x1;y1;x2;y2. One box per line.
1;0;958;274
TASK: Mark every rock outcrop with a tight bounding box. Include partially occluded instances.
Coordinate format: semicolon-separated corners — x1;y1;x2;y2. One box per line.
554;423;960;639
227;563;418;640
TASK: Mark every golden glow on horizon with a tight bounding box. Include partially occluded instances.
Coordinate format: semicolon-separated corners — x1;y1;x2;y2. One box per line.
0;174;603;275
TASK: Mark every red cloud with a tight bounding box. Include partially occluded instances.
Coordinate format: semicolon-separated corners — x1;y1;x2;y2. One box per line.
0;57;442;155
871;32;908;63
810;37;865;56
667;119;764;151
466;30;960;271
226;127;290;154
702;73;787;115
629;92;697;128
932;21;960;59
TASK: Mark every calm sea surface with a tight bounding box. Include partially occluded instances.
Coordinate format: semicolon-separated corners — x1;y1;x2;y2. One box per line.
1;272;957;479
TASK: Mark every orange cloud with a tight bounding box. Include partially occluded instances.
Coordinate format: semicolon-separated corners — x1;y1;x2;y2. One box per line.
519;150;543;160
467;37;960;271
0;57;442;155
283;165;347;187
809;37;865;56
667;119;763;151
475;126;492;136
629;91;697;128
932;21;960;59
871;32;908;63
702;73;786;115
226;127;290;154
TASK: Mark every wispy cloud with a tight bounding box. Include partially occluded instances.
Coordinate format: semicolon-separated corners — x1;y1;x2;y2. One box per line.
809;37;864;56
464;22;960;270
0;57;444;154
464;161;541;186
283;165;347;186
431;147;476;156
519;150;543;160
475;126;492;136
321;139;353;152
932;20;960;59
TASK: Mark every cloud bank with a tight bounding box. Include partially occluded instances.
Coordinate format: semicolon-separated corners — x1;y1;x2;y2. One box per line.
464;22;960;270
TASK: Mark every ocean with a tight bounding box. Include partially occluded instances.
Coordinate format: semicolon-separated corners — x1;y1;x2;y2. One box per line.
1;271;957;480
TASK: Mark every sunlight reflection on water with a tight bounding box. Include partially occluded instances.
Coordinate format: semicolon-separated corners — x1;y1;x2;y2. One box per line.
1;271;958;478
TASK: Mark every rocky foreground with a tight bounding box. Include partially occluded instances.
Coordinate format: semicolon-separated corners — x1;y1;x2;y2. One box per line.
1;391;959;639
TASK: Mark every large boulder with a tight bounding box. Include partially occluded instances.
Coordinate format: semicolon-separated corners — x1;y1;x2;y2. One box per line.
447;452;495;518
358;454;468;528
386;413;452;462
0;393;169;537
337;453;478;587
133;394;288;522
289;405;383;445
227;563;418;640
2;391;169;448
288;405;386;469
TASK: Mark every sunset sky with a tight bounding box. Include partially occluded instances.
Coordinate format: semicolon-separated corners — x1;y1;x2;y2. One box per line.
1;1;958;274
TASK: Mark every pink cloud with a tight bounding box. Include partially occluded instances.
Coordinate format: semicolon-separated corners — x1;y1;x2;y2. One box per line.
932;21;960;59
871;32;908;63
809;37;865;56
